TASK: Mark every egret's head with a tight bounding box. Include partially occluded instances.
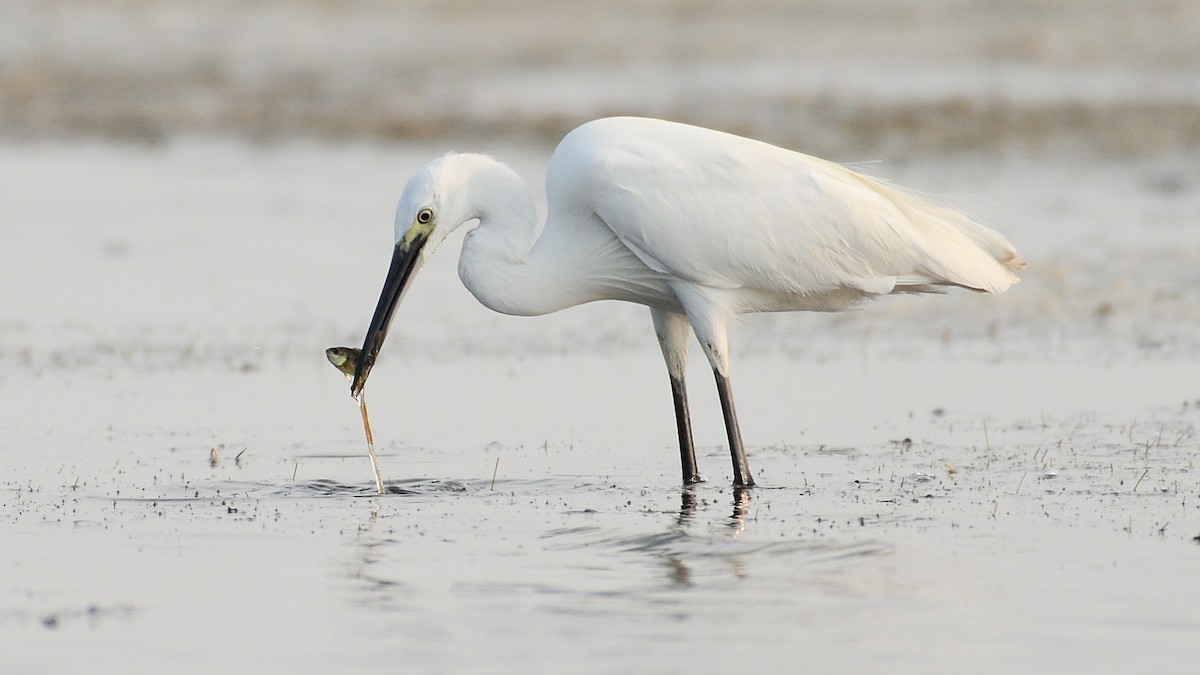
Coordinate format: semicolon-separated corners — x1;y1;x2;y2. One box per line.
350;153;500;397
393;153;485;259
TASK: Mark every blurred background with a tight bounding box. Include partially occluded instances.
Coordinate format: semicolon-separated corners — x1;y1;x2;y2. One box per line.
2;0;1198;157
3;0;1200;384
3;0;1200;372
4;0;1200;366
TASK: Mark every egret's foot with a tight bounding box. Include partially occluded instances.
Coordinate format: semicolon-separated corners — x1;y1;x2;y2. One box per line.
733;474;756;488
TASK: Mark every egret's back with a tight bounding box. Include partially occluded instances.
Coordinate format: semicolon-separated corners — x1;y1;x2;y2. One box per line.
547;117;1023;312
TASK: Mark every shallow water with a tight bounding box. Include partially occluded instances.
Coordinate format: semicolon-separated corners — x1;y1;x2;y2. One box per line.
4;360;1198;673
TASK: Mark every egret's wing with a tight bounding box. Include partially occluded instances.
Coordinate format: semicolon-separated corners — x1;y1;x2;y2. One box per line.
562;119;1021;299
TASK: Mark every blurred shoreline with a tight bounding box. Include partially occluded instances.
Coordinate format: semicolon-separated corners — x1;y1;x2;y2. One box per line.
3;0;1198;156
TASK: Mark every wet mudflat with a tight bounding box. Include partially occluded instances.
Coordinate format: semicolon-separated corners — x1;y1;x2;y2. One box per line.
3;139;1199;673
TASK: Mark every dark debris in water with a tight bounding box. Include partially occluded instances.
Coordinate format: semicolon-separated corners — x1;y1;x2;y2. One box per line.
284;478;470;497
103;478;472;502
40;604;135;630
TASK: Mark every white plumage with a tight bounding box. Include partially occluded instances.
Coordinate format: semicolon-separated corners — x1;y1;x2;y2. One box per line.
353;116;1023;487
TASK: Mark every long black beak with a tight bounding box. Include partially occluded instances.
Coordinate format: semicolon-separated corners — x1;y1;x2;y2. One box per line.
351;233;428;398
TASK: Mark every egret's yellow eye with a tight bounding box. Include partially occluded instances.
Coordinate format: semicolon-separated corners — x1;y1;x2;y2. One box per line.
417;208;433;224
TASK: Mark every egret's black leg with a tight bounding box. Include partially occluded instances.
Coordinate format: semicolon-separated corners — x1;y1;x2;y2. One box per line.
651;308;702;485
669;374;702;484
713;369;755;487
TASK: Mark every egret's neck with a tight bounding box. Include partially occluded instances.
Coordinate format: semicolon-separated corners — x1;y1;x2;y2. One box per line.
460;160;539;259
456;158;670;317
456;161;557;316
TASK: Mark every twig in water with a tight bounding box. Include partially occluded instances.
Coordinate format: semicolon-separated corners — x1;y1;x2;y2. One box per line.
983;420;991;453
291;462;299;481
1014;471;1027;495
490;457;500;490
353;394;384;495
1133;468;1149;492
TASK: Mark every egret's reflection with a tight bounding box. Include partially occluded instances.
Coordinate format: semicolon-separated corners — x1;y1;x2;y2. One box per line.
338;481;764;603
664;554;693;587
729;486;751;538
676;487;699;528
675;485;753;536
664;485;755;586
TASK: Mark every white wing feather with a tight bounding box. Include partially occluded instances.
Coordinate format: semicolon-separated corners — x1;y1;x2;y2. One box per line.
549;118;1022;303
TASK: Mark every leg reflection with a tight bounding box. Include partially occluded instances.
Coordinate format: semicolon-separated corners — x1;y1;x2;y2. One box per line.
677;487;698;528
729;486;751;538
675;486;751;535
663;486;753;586
664;555;692;587
664;488;699;587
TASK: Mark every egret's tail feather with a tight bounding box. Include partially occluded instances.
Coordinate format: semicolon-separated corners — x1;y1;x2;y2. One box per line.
925;204;1024;292
843;167;1024;295
881;194;1023;295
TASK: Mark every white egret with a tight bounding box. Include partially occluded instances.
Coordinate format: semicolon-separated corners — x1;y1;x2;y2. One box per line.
351;117;1023;487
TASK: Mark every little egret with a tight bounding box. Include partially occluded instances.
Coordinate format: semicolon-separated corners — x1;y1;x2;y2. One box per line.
350;117;1023;487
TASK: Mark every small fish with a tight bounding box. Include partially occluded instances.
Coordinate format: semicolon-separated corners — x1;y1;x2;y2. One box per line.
325;346;361;380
